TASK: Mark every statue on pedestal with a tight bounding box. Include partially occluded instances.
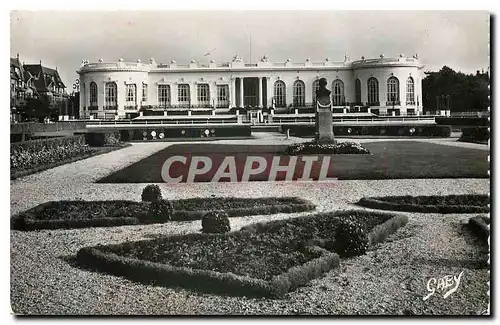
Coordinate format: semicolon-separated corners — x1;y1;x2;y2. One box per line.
315;78;335;143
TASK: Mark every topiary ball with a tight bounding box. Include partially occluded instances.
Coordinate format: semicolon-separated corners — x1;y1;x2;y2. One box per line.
333;218;369;257
141;184;162;202
147;199;174;222
202;211;231;234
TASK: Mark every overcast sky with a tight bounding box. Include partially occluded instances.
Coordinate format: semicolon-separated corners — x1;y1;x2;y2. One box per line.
10;10;490;89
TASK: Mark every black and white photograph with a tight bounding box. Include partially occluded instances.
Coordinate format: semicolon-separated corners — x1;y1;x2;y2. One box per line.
8;6;491;316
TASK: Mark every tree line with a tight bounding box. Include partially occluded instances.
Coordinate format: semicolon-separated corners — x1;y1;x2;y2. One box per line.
422;66;489;113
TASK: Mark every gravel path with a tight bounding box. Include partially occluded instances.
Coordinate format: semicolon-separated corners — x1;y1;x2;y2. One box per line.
10;134;490;315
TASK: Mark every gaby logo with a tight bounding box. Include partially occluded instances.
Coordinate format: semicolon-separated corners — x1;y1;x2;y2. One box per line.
423;271;464;301
160;154;338;183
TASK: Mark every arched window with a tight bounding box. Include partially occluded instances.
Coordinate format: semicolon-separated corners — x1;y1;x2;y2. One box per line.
293;80;305;107
274;80;286;108
158;85;171;107
105;82;117;108
355;79;362;104
387;76;400;104
331;79;345;106
406;77;415;105
178;84;190;106
367;77;379;105
125;84;137;108
312;79;321;104
89;82;98;107
197;84;210;106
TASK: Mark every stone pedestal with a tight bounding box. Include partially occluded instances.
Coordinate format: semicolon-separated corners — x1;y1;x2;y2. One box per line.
315;104;334;143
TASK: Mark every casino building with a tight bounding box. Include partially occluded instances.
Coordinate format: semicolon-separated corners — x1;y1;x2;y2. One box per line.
77;54;424;120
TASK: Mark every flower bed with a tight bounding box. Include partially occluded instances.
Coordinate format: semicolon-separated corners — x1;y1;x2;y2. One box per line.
11;197;316;231
76;210;408;298
286;141;371;155
357;194;490;213
11;136;95;174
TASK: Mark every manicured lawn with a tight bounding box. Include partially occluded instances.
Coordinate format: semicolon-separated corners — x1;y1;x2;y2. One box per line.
11;197;315;231
97;141;489;183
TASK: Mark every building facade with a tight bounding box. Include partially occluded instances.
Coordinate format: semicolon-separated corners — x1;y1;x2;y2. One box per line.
77;54;424;119
10;54;70;122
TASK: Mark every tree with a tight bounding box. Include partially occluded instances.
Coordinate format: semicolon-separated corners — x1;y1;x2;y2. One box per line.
422;66;489;113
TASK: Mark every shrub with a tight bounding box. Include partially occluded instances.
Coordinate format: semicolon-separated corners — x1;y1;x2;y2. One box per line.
147;199;174;222
202;211;231;234
333;218;369;257
141;184;163;202
84;132;121;147
459;127;490;143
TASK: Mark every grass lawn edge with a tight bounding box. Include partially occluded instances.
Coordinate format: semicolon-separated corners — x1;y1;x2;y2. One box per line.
74;212;407;298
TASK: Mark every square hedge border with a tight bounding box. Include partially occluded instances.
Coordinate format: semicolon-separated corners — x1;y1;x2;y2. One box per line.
76;210;408;298
357;196;490;214
11;197;316;231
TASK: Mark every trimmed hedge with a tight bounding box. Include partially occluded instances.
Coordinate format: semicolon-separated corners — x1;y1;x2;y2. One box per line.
357;195;490;213
11;197;316;231
141;185;163;202
468;215;490;240
283;125;452;138
459;127;490;144
84;132;121;147
75;210;406;298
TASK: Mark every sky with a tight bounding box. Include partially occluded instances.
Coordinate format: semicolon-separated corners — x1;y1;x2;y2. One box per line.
10;10;490;90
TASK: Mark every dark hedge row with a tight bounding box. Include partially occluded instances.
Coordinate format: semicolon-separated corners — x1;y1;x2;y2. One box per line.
283;125;452;138
459;127;490;144
119;126;252;141
357;194;490;213
286;141;371;155
435;117;489;127
76;210;406;297
11;197;316;231
83;132;121;147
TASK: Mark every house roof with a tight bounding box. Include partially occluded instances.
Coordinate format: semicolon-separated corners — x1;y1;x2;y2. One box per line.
24;63;66;93
10;57;25;81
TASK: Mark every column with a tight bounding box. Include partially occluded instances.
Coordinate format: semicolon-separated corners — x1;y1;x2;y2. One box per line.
190;82;197;107
230;78;235;107
258;77;263;108
266;77;273;108
171;84;179;106
239;77;244;108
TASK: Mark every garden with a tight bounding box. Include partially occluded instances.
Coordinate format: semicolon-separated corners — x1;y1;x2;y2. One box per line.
10;131;127;179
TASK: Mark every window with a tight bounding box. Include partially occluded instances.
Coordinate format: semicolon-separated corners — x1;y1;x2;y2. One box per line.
125;84;137;108
312;79;320;104
89;82;98;107
355;79;362;104
105;82;117;108
387;77;400;104
197;84;210;106
158;85;171;107
178;84;190;106
142;84;148;103
293;80;305;107
274;80;286;108
367;77;379;105
217;85;229;108
332;79;345;106
406;77;415;105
